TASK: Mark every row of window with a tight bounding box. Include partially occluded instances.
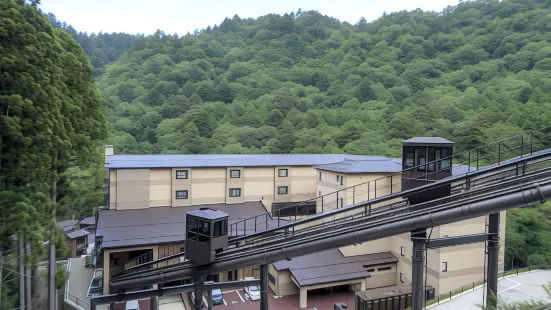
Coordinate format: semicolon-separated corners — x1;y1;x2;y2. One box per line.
176;169;289;179
365;266;392;273
175;186;289;199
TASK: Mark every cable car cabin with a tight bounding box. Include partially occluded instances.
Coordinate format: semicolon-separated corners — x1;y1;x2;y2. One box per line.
186;208;229;265
401;137;454;205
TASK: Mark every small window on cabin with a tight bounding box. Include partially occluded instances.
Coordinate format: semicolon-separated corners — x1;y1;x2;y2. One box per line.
176;170;188;179
416;148;427;171
441;148;451;170
176;190;188;199
230;170;240;178
404;147;415;169
213;220;228;237
278;169;288;177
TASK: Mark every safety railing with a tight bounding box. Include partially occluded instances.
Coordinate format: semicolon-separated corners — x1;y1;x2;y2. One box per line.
111;250;154;277
424;264;551;307
228;126;551;237
65;291;90;309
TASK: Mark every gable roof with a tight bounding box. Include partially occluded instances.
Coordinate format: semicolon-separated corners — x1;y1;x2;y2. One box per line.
273;249;397;287
106;154;386;169
80;216;96;226
66;230;91;240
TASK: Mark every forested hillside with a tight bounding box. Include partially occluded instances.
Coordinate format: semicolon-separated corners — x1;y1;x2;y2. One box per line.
0;1;106;308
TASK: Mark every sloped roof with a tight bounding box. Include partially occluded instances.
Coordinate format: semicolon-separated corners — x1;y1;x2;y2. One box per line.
106;154;386;169
80;216;96;226
66;230;91;240
403;137;454;145
97;202;267;249
315;158;402;173
273;249;397;287
187;208;228;220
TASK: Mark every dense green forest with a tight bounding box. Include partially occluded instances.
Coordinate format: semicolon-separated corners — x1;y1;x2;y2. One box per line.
0;0;106;308
54;0;551;268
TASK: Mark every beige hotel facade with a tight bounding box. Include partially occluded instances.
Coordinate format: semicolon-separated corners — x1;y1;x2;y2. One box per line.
97;143;505;308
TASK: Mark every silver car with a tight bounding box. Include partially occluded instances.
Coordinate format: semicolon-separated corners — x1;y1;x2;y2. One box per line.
243;277;260;301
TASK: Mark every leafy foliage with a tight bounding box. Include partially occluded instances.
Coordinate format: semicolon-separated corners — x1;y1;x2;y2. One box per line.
0;1;106;308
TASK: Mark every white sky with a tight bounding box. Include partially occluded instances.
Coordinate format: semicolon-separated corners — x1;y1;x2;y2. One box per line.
39;0;460;35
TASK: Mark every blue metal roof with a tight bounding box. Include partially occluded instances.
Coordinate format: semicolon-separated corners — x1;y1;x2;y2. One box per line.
315;158;403;173
106;154;386;169
403;137;454;145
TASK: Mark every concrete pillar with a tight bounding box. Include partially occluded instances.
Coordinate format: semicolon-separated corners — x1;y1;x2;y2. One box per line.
150;297;158;310
260;264;269;310
299;287;307;309
411;229;427;310
361;280;366;291
486;212;500;309
109;303;115;310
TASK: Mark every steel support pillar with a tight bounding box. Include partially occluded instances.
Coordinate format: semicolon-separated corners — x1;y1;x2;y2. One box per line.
109;302;115;310
207;288;212;310
411;229;427;310
260;264;269;310
194;278;203;310
486;212;500;309
150;296;158;310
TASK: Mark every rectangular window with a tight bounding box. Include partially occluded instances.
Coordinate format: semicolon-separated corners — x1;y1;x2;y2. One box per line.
442;262;448;272
404;147;415;169
76;237;86;245
340;197;343;208
378;266;392;271
319;171;322;180
400;273;404;283
319;191;322;197
337;175;340;183
176;170;188;179
176;190;188;199
229;188;241;197
366;269;375;273
278;169;288;177
228;270;238;281
401;246;405;256
179;247;185;263
277;186;288;195
340;176;344;185
213;219;227;237
230;170;240;178
269;273;276;285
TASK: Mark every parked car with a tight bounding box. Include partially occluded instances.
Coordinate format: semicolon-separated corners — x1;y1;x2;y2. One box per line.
243;277;260;301
125;300;140;310
211;288;224;305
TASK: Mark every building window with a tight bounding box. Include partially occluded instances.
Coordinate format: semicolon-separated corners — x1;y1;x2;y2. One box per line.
319;191;322;197
378;266;392;271
229;188;241;197
176;190;188;199
340;197;343;208
277;186;288;195
337;175;340;183
401;246;405;256
269;273;276;285
213;219;228;237
366;268;375;273
179;247;185;263
230;170;240;178
228;270;238;281
400;273;404;283
278;169;288;177
176;170;188;179
76;237;86;245
340;176;343;185
319;171;322;180
442;262;448;272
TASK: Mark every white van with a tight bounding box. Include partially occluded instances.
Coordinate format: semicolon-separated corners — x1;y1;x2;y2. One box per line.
125;300;140;310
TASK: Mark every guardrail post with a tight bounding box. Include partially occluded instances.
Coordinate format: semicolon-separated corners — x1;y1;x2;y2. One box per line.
353;186;355;204
321;196;324;213
336;191;339;208
476;148;480;169
391;175;393;193
520;135;524;157
255;216;257;233
530;131;534;155
374;180;377;198
498;141;501;164
265;213;268;230
468;151;471;173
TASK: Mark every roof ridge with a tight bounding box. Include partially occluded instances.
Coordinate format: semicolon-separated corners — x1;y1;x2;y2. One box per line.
345;160;361;173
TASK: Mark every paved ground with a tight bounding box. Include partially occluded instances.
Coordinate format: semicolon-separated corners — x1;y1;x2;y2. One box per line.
431;270;551;310
67;257;95;309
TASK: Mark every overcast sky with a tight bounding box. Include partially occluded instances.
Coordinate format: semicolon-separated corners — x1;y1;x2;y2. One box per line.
39;0;460;35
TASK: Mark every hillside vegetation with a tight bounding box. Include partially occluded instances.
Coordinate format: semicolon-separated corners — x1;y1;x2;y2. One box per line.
76;0;551;268
0;1;106;308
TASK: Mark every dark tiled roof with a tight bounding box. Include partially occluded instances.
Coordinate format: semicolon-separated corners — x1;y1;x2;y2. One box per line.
57;220;79;232
273;249;397;287
80;216;96;226
315;158;402;173
66;230;91;239
403;137;454;145
97;202;267;249
106;154;386;169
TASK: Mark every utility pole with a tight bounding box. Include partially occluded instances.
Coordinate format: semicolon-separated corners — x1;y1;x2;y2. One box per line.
25;243;31;310
49;150;58;310
19;236;25;310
